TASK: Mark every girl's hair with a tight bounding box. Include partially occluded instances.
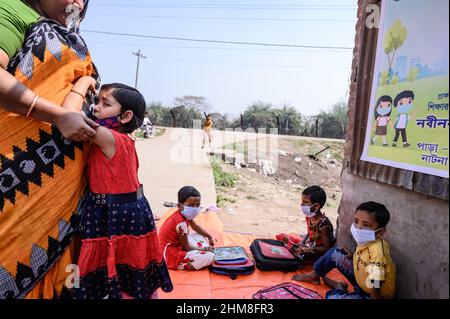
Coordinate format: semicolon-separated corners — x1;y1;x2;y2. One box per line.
100;83;146;133
374;95;393;119
178;186;201;204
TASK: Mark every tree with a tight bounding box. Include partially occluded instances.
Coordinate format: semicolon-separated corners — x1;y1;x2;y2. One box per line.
407;67;420;82
383;20;407;83
379;70;390;86
242;102;277;131
147;101;173;126
273;104;304;135
173;96;211;114
317;100;348;139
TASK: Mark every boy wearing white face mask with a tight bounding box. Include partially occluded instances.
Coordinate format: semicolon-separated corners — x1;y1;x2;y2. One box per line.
159;186;215;270
292;201;396;299
283;186;335;262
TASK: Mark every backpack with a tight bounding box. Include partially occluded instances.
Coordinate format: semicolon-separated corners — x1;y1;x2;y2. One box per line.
209;246;255;279
250;239;302;272
253;282;323;299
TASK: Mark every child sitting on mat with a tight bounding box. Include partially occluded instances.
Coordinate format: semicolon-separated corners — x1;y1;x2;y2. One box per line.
277;185;335;262
159;186;216;270
292;201;396;299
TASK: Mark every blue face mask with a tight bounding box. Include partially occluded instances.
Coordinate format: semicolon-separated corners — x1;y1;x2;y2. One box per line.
95;116;121;130
397;103;413;114
377;105;391;116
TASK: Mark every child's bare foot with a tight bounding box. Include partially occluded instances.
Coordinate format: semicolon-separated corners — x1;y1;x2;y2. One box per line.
323;276;348;291
292;272;320;285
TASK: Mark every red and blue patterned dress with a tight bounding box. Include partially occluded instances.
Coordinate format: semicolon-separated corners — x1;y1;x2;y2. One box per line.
75;130;173;299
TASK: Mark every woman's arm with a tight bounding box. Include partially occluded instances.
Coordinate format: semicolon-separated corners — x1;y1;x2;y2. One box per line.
0;49;98;141
62;76;96;112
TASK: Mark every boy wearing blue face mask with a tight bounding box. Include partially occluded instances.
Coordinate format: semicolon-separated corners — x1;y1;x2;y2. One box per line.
392;90;415;147
292;201;396;299
159;186;215;270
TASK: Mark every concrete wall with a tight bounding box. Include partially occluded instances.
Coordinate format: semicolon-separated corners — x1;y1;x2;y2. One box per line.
337;169;449;299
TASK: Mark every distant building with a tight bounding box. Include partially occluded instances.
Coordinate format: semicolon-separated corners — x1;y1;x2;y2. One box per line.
410;57;421;68
394;55;408;79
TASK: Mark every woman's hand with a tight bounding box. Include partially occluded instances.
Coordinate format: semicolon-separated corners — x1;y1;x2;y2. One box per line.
54;111;98;142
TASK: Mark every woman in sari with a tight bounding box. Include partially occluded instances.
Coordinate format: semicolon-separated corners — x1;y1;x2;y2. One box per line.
0;0;98;299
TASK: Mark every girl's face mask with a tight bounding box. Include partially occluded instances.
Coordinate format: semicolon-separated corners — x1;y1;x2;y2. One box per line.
95;116;121;130
376;104;392;116
180;205;202;220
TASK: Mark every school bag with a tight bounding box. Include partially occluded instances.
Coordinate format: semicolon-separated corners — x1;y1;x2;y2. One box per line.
250;239;302;272
209;246;255;279
252;283;323;299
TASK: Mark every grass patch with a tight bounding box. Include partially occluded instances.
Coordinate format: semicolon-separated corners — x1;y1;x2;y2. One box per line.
217;194;236;207
211;160;238;188
246;195;256;200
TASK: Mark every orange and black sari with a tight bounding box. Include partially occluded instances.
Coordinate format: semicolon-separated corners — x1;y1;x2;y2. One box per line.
0;15;96;298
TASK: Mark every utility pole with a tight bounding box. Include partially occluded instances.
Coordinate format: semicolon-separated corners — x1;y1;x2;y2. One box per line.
132;49;147;89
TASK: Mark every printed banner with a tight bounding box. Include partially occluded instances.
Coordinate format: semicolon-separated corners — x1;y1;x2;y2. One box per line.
361;0;449;178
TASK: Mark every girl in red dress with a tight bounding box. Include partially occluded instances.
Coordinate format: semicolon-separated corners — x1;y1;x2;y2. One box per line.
63;81;173;299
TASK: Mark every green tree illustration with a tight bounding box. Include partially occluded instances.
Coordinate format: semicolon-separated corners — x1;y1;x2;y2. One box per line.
383;20;407;84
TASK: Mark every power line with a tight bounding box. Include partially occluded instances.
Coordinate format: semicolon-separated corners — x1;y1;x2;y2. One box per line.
151;56;349;69
97;55;349;70
82;29;353;50
88;13;355;23
88;41;351;53
92;3;356;10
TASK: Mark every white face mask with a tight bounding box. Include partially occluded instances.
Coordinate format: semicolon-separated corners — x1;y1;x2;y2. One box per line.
300;204;318;218
350;223;381;246
180;205;202;220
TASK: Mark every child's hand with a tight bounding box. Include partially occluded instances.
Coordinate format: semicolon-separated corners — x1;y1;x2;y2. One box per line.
206;235;215;246
341;247;353;259
203;246;214;252
292;246;305;256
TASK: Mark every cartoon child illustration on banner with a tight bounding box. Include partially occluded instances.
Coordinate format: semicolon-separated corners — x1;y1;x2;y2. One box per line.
372;95;393;146
392;90;417;147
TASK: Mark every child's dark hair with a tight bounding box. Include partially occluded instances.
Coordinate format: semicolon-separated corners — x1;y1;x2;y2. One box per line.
100;83;146;133
394;90;415;107
178;186;201;204
375;95;393;119
356;201;390;228
302;186;327;209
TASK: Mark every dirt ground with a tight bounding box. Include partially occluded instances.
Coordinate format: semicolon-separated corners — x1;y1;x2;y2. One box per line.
212;137;345;238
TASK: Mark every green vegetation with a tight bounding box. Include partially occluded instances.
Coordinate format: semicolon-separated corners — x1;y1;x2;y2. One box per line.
217;195;236;207
211;160;238;188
